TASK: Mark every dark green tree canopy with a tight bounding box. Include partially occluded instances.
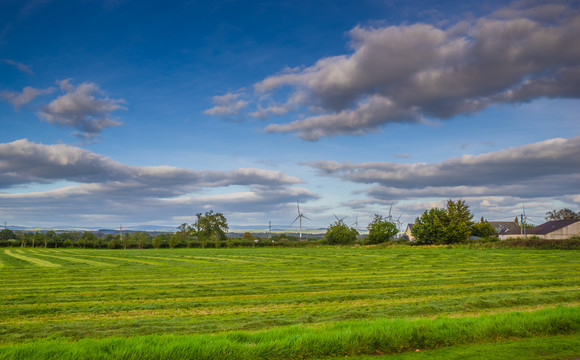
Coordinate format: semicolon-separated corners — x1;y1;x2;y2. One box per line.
194;210;229;241
471;219;497;238
366;214;398;244
325;221;358;245
412;199;474;245
0;229;15;241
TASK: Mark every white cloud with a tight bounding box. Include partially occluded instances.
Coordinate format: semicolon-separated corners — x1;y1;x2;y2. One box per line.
209;1;580;140
37;79;126;139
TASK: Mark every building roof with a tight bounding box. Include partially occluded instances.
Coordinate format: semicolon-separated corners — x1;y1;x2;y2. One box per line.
489;221;519;233
528;220;580;235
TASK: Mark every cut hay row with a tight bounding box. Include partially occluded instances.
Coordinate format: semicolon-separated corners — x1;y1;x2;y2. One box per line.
2;285;578;327
3;250;61;268
26;251;117;267
1;276;578;312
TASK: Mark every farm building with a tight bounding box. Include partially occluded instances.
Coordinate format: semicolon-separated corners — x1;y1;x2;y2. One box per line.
405;224;415;241
488;221;519;234
499;219;580;240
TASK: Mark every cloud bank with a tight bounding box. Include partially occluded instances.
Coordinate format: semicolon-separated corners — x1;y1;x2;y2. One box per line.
307;136;580;213
206;0;580;140
0;139;317;226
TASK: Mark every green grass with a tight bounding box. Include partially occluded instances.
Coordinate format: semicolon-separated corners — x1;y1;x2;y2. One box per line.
0;247;578;359
345;334;580;360
0;306;578;360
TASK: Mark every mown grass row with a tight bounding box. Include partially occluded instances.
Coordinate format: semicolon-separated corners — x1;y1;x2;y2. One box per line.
0;306;578;360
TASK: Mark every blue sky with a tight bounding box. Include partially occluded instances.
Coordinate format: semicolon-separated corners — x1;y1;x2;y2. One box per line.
1;0;579;230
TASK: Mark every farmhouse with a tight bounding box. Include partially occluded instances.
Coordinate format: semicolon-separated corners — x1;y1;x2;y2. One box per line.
405;224;415;241
499;219;580;240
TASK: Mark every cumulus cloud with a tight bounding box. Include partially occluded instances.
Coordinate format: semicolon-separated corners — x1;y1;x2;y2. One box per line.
308;136;580;209
208;0;580;140
0;139;316;226
0;86;55;110
37;79;126;139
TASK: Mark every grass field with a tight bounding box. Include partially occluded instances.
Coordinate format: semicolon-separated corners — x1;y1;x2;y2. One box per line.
0;247;578;359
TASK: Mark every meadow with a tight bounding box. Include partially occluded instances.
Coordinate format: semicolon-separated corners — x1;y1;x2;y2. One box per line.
0;247;578;359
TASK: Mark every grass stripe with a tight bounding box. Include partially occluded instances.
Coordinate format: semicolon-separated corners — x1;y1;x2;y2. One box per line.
3;250;61;268
25;251;117;267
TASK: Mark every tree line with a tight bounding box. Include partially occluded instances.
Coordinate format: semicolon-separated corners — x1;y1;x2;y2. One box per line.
2;204;577;248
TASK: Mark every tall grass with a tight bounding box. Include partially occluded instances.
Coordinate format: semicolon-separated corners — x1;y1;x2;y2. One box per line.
0;306;578;360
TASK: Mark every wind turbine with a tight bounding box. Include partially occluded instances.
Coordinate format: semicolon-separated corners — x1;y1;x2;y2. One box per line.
387;202;393;223
291;202;310;240
351;215;360;230
333;213;347;225
396;213;404;231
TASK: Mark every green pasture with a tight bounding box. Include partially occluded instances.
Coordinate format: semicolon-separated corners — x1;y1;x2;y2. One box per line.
0;247;578;359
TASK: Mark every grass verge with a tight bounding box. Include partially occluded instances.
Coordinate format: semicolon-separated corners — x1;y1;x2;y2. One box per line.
0;306;578;360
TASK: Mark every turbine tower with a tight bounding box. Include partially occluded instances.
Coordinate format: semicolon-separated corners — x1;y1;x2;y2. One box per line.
291;202;310;240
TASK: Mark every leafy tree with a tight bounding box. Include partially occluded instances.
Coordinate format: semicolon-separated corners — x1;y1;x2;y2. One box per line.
121;233;132;249
135;232;150;249
444;199;474;243
471;218;497;238
168;233;182;249
194;210;229;243
0;229;15;241
324;221;358;245
32;232;46;248
152;234;164;249
44;231;57;248
173;223;191;248
545;208;580;221
366;214;398;244
412;208;447;245
412;199;474;245
80;232;96;248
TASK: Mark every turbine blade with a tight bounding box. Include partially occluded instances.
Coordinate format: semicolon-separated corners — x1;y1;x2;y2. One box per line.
290;215;300;225
303;215;311;221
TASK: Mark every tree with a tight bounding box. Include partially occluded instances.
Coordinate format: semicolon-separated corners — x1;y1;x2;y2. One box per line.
471;218;497;238
80;232;95;249
324;221;358;245
0;229;15;241
169;224;191;249
168;233;182;249
135;232;150;249
366;214;398;244
546;208;580;221
193;210;229;243
444;199;474;243
412;199;474;245
45;231;57;248
412;208;447;245
152;234;164;249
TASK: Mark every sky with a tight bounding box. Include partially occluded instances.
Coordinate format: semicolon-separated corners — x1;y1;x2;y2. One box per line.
1;0;579;231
